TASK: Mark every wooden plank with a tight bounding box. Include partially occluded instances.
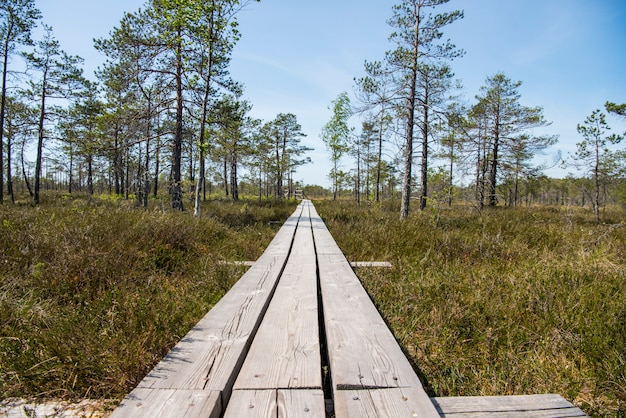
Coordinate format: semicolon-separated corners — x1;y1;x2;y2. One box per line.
225;390;325;417
277;389;326;418
308;203;439;417
112;205;304;416
110;388;221;418
350;261;393;268
219;260;256;267
431;394;587;417
318;255;424;388
309;206;420;388
234;202;321;390
223;390;276;418
220;261;394;268
335;388;440;418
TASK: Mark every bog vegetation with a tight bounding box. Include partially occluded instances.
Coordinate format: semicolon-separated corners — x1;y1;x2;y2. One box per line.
1;193;624;417
1;0;625;416
316;199;625;417
0;193;297;402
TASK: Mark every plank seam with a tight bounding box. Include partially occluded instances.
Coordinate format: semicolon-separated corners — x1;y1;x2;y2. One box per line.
217;203;305;411
335;384;412;390
310;202;335;417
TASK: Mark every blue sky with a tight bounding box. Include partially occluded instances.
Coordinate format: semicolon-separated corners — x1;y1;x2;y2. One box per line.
38;0;626;187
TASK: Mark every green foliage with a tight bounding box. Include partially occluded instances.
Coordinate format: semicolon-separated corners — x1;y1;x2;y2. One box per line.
316;200;626;417
606;101;626;120
571;109;624;221
384;0;464;218
0;196;296;400
321;92;352;199
472;72;557;207
259;113;312;199
0;0;42;203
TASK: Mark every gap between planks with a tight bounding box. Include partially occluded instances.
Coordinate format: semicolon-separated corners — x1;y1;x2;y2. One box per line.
221;260;393;268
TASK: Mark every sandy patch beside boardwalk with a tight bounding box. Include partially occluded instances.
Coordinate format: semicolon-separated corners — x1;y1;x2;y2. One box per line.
0;399;115;418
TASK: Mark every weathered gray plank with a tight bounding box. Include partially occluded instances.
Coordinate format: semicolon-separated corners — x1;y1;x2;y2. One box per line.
112;204;304;416
225;390;325;417
308;203;439;417
277;389;326;418
431;394;587;417
234;203;321;390
223;260;393;268
334;388;440;418
110;388;221;418
318;256;424;388
223;390;276;418
309;209;418;386
350;261;393;268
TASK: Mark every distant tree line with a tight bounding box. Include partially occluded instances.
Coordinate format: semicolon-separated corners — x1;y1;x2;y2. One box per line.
0;0;311;211
320;0;625;219
2;0;624;219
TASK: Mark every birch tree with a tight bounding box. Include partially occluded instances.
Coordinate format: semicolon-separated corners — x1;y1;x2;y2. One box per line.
321;91;351;200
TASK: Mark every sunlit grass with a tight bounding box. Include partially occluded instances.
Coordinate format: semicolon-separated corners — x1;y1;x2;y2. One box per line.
316;200;625;417
2;194;623;416
0;193;296;401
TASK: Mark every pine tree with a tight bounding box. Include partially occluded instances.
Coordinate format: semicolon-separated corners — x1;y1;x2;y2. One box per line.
572;109;623;221
386;0;463;218
0;0;40;203
23;25;84;205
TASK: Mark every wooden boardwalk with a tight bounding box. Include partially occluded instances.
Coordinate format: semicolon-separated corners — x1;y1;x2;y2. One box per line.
112;200;585;417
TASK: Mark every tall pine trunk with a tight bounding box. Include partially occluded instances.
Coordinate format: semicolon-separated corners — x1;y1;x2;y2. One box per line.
34;71;48;205
419;81;429;211
87;154;93;196
171;33;184;211
195;1;217;215
488;132;499;207
230;152;238;201
0;27;10;204
593;138;600;222
400;3;420;220
376;108;384;202
6;126;13;203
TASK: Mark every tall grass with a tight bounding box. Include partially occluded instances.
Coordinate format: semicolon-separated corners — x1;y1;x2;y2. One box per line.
316;200;625;417
0;193;296;401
